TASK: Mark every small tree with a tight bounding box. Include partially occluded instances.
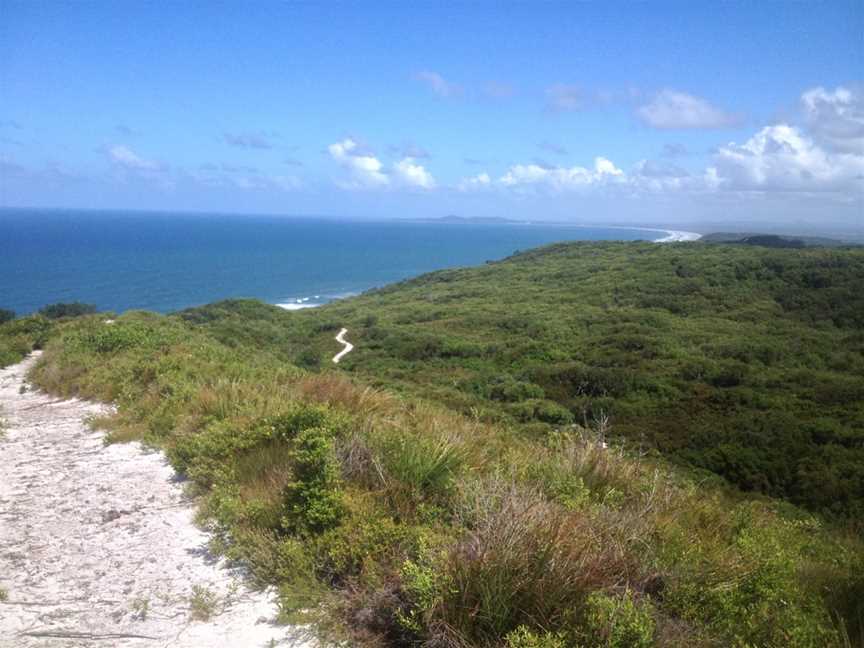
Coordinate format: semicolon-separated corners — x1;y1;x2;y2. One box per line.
0;309;15;325
38;302;97;319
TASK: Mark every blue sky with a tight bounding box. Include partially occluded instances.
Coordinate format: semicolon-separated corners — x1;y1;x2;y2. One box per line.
1;1;862;233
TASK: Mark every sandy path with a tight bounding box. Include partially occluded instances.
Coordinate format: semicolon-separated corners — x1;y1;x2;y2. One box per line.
0;353;311;647
332;329;353;364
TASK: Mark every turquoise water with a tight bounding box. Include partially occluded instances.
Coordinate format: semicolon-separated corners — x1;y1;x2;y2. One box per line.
0;208;663;315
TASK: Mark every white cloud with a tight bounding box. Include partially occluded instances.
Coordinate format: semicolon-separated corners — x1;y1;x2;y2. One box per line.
107;145;162;172
393;158;436;189
457;172;492;191
637;90;738;129
413;70;461;98
328;138;436;190
800;85;864;153
710;123;864;194
328;138;389;189
499;157;624;191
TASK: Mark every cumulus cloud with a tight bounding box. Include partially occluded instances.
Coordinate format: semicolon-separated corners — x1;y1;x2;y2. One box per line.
328;138;435;190
457;172;492;192
499;157;624;191
222;132;276;150
800;85;864;154
545;84;583;112
328;138;389;188
710;123;864;194
393;158;436;189
107;145;162;172
637;90;738;129
413;71;461;98
460;118;862;199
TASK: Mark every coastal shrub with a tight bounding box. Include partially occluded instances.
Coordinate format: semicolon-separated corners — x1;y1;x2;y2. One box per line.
281;426;344;533
582;589;655;648
510;399;574;425
0;309;14;324
268;404;333;441
376;430;466;502
465;374;545;402
38;301;97;319
75;322;149;353
437;480;636;644
658;501;845;648
504;626;568;648
0;315;54;366
315;496;411;581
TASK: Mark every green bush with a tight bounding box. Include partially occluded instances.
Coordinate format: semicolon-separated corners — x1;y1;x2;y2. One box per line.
281;426;344;533
505;625;568;648
376;431;465;501
511;399;574;425
0;309;15;324
583;589;654;648
38;302;97;319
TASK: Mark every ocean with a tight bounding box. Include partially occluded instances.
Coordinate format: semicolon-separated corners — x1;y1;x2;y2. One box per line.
0;208;685;316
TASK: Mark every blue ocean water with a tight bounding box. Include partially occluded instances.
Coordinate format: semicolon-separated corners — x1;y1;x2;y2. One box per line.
0;209;664;315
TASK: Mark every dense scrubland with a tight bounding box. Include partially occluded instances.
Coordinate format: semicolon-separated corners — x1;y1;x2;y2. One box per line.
1;241;863;647
185;242;864;525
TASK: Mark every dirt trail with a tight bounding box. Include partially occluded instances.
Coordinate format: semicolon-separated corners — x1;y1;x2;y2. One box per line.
332;328;353;364
0;353;311;647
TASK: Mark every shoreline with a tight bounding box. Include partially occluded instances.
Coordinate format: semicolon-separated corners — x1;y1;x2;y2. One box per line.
653;229;703;242
272;230;701;312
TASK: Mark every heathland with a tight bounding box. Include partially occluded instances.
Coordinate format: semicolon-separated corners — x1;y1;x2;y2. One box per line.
1;240;862;647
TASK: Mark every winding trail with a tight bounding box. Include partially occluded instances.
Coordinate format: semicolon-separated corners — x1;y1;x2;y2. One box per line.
332;328;353;364
0;353;311;647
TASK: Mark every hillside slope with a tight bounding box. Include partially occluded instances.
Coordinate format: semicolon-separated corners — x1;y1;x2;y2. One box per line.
184;242;864;524
2;240;863;647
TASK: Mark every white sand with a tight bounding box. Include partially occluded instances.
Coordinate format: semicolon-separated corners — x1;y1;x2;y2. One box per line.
332;329;353;364
0;353;313;647
653;230;702;243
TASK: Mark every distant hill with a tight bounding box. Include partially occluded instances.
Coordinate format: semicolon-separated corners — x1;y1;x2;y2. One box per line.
702;231;856;248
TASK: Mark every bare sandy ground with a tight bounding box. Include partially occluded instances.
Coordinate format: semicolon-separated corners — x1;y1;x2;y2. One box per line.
332;329;353;364
0;353;312;647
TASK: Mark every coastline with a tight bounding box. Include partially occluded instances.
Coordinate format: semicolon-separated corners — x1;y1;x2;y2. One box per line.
272;230;700;312
653;229;703;242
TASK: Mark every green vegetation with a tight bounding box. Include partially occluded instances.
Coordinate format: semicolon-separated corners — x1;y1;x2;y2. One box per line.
0;314;53;366
189;584;219;621
0;309;15;325
701;232;857;248
1;241;863;646
38;301;98;319
184;242;863;525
